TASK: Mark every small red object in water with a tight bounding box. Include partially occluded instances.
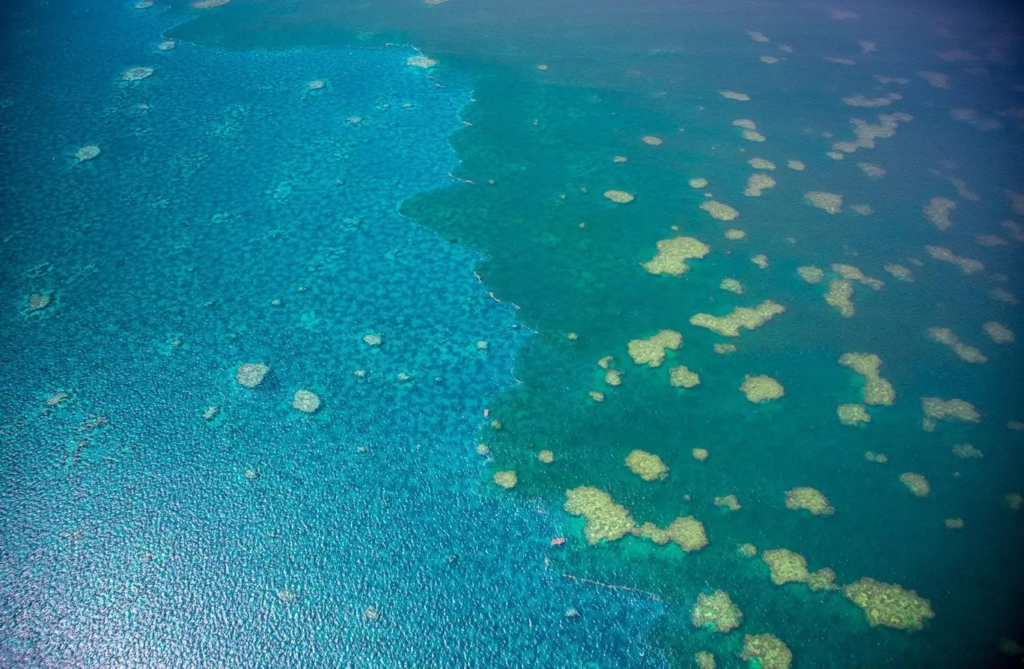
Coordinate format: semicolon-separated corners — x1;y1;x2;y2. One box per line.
550;537;566;546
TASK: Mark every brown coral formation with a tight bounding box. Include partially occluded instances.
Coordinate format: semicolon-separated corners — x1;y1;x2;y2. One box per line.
804;191;843;214
625;450;669;481
691;590;743;633
744;173;776;196
603;190;635;204
924;196;956;230
74;145;100;161
831;113;913;155
884;264;913;281
700;201;740;221
797;266;824;284
926;327;987;363
899;472;930;496
628;330;682;367
715;494;740;511
642;237;711;275
983;321;1014;344
740;375;784;402
719;278;743;294
292;389;321;414
926;245;984;274
493;471;518;489
843;578;935;630
669;365;701;388
689;301;785;337
838;403;871;426
785;487;834;515
564;486;636;543
952;443;982;459
825;279;855;317
761;549;836;591
832;264;884;290
838;353;896;405
922;397;981;423
741;634;793;669
236;363;269;388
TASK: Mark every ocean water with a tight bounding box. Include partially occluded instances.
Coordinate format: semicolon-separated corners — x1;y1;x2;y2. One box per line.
4;0;1024;667
0;1;664;666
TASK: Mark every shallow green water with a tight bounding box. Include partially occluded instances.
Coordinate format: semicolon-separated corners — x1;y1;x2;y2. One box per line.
166;0;1024;666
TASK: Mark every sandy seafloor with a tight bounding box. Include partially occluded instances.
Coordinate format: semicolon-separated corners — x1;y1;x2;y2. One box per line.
0;0;665;666
4;0;1024;667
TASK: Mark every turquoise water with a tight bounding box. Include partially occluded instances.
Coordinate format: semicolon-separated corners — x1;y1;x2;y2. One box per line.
3;0;1024;667
0;1;662;666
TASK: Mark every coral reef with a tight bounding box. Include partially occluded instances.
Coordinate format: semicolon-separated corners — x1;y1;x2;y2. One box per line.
406;55;437;68
714;494;740;511
122;67;154;81
926;327;987;363
236;363;269;388
724;229;746;240
744;173;776;196
832;264;883;290
691;590;743;633
642;236;711;275
700;201;740;221
28;293;52;312
720;91;751;101
493;470;518;489
924;196;956;230
926;245;984;274
669;365;701;388
625;449;669;481
785;487;834;515
689;301;785;337
292;389;321;414
843;578;935;630
538;450;554;463
952;443;982;459
741;634;793;669
740;375;784;403
825;279;855;317
628;330;682;367
641;135;663;146
838;403;870;425
761;549;836;591
751;254;769;269
692;448;709;462
983;322;1014;344
74;145;100;161
748;158;776;170
797;266;824;284
883;264;913;281
922;397;980;423
804;191;843;214
719;278;743;294
603;190;635;204
899;472;930;496
838;353;896;405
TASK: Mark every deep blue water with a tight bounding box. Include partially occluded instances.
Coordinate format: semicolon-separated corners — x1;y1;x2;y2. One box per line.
0;1;663;666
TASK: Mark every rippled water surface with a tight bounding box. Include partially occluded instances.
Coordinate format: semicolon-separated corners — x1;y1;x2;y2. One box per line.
3;0;1024;667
